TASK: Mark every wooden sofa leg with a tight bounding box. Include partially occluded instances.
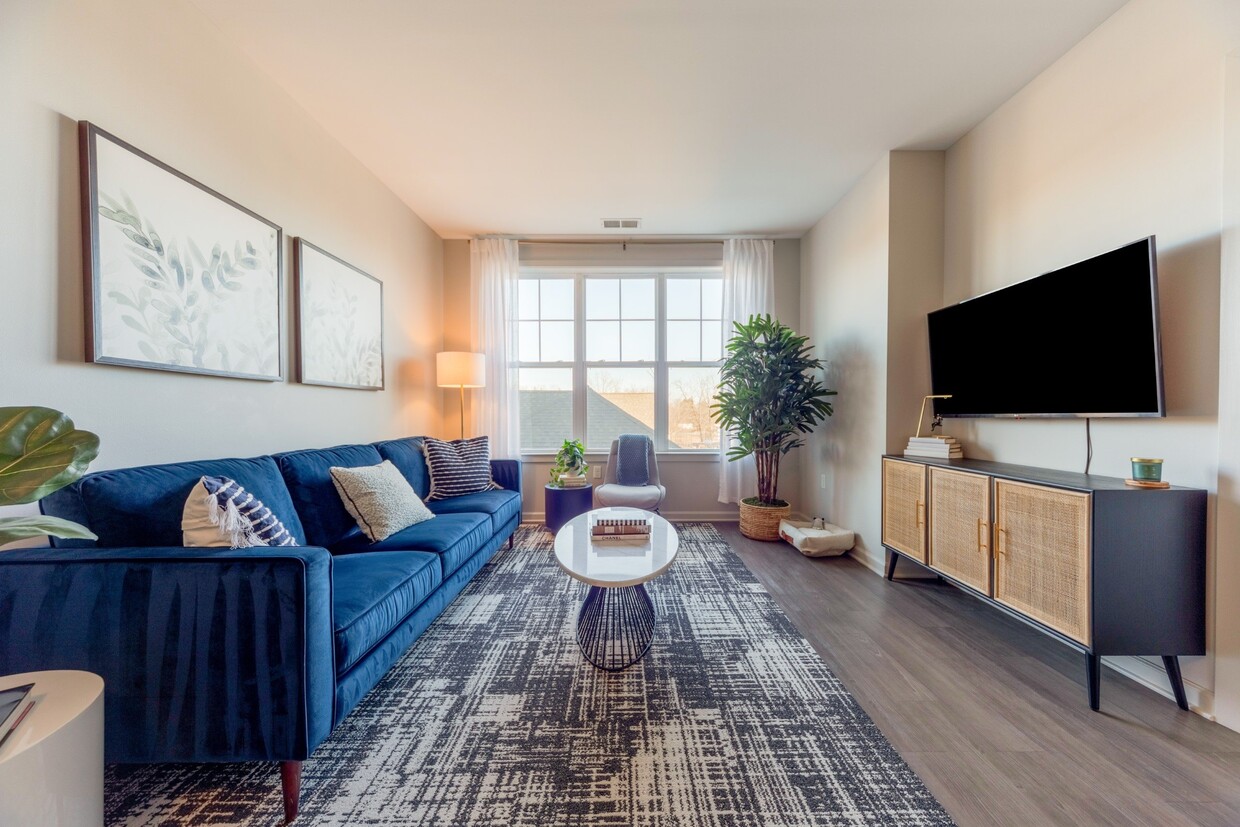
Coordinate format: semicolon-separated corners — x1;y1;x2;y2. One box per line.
281;760;302;823
508;535;514;549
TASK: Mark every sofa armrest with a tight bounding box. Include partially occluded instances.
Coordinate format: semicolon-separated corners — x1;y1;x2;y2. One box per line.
491;458;522;493
0;545;336;764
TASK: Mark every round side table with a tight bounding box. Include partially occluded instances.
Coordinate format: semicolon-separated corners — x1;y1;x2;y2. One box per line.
545;483;594;534
0;670;105;827
553;507;679;671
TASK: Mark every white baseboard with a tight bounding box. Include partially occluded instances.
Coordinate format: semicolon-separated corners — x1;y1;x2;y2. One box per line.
850;546;886;576
1105;655;1214;718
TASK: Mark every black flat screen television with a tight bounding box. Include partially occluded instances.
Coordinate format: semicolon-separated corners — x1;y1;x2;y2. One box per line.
927;237;1164;418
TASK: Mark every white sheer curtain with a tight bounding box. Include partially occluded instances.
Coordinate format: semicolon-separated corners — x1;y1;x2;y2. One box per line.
470;237;521;458
718;238;775;504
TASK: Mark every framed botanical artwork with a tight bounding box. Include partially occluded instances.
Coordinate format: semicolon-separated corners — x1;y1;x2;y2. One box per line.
79;122;283;381
293;239;385;390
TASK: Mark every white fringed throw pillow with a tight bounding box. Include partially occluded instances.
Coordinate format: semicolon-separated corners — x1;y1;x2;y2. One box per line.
181;476;299;548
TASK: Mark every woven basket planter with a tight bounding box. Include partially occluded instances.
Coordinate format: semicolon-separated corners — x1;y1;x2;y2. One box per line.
739;499;791;542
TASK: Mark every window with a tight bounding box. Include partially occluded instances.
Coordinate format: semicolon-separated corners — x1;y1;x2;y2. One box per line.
517;278;574;451
517;271;723;453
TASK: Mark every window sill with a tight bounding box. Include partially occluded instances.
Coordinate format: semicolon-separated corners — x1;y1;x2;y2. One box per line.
519;451;719;464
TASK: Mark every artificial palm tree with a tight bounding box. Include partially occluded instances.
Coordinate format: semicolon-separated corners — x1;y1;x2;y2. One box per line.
713;315;836;540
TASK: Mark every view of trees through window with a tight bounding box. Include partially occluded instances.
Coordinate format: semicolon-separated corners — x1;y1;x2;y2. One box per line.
518;273;723;452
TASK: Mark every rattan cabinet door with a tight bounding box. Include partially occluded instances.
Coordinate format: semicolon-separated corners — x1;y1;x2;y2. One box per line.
882;459;926;562
994;480;1092;644
929;468;991;595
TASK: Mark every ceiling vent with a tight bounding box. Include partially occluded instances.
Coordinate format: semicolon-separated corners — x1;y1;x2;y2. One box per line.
601;218;641;230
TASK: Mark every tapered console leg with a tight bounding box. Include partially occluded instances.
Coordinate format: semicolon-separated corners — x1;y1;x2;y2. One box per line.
1163;655;1190;711
1087;653;1101;711
281;760;302;823
885;551;898;581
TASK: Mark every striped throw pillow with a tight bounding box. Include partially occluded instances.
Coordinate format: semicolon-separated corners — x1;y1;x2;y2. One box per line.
422;436;500;501
181;475;299;548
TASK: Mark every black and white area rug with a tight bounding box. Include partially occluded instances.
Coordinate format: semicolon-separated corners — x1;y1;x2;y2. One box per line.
106;524;953;826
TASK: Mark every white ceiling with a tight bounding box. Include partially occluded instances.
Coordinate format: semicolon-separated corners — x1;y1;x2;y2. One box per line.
192;0;1127;239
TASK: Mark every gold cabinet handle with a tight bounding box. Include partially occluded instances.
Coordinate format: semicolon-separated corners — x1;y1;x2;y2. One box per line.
916;500;925;527
996;526;1007;556
977;518;988;553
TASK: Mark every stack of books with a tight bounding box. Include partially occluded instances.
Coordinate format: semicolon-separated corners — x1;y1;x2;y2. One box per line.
903;436;963;459
557;473;589;489
591;517;652;541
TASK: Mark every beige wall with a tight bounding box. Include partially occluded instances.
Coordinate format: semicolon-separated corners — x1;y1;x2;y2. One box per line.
1215;49;1240;732
885;152;946;456
773;238;804;515
797;151;945;574
942;0;1233;717
0;0;445;488
799;156;892;573
441;239;473;436
798;0;1240;723
441;239;803;521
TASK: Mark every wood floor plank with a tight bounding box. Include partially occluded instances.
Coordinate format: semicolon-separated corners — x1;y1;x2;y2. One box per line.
1172;802;1240;827
713;523;1240;827
896;746;1037;826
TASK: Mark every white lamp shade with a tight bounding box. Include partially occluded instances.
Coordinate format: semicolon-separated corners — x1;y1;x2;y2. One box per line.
437;352;486;388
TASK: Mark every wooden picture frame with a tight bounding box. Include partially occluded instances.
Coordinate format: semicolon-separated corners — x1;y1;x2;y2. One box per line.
79;122;284;381
293;239;385;391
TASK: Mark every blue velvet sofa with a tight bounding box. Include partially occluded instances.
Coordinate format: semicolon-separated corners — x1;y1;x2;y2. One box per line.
0;437;520;822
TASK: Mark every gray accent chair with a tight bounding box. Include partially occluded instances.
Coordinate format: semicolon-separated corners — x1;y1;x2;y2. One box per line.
595;437;666;512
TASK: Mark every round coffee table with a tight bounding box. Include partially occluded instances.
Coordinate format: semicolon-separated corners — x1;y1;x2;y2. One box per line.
553;507;679;671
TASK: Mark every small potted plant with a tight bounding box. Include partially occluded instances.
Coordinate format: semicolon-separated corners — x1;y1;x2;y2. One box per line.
713;315;836;541
549;438;589;488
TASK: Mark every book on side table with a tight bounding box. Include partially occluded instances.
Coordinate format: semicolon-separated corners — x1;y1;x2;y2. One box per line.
591;517;652;541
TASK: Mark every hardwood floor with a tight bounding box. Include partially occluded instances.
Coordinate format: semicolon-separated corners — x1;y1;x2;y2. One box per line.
715;523;1240;827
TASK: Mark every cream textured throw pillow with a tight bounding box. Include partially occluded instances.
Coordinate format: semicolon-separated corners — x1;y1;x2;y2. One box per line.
330;460;435;542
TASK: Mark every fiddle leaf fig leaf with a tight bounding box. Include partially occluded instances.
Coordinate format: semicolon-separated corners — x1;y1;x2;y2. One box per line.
0;515;97;548
0;407;100;506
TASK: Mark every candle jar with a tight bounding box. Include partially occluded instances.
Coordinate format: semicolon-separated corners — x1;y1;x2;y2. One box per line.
1130;457;1164;483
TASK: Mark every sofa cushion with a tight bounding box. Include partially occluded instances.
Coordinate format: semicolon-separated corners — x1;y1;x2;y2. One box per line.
331;512;490;579
421;436;499;501
427;489;521;535
331;551;441;676
373;438;430;499
276;444;383;548
182;476;299;548
330;461;434;541
45;455;305;548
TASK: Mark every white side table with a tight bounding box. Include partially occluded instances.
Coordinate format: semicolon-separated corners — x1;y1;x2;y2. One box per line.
0;670;105;827
553;507;679;670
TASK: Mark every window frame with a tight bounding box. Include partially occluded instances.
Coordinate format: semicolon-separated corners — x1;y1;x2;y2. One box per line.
518;266;723;458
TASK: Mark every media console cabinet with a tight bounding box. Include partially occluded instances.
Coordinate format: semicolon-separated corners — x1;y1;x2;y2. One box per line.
881;455;1206;711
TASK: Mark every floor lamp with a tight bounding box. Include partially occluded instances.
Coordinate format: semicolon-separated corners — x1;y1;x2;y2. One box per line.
437;352;486;439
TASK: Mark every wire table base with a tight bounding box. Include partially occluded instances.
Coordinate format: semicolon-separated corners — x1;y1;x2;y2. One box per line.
575;583;656;671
